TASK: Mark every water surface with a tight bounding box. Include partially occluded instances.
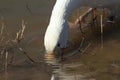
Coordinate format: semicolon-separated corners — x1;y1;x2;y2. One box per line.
0;0;120;80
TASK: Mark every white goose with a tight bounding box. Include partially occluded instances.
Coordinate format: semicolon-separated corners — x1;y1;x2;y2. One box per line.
44;0;120;53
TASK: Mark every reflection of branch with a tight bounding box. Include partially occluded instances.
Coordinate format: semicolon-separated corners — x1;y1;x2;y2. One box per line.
19;47;35;63
26;4;32;14
78;43;91;54
0;22;4;36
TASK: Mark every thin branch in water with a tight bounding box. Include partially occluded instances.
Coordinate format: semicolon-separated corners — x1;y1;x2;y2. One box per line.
19;47;35;63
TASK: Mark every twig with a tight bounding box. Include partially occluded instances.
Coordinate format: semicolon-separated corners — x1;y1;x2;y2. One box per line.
15;20;26;42
15;30;21;42
21;20;26;39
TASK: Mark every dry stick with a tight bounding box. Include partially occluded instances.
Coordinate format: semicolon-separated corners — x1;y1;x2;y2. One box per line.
21;20;26;39
15;30;21;42
100;15;103;48
15;20;26;42
5;51;8;71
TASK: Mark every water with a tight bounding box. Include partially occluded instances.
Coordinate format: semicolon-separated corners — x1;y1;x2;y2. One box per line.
0;0;120;80
44;26;120;80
